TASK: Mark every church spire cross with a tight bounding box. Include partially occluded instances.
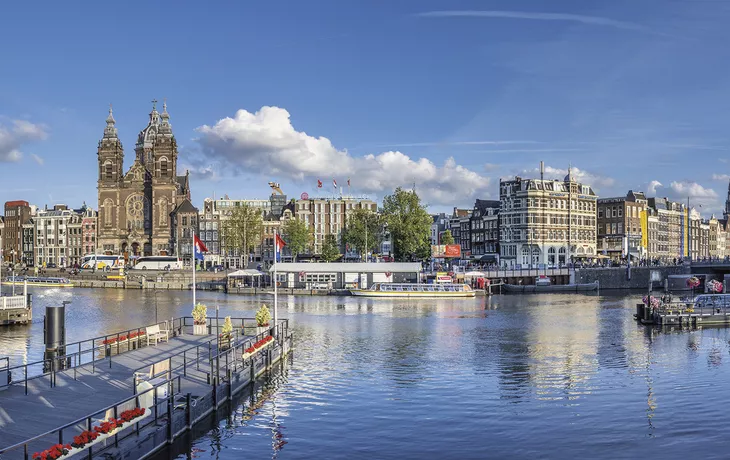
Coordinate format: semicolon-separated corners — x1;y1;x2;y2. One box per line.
151;99;158;111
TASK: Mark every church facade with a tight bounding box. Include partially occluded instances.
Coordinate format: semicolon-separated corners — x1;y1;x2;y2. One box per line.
97;101;192;257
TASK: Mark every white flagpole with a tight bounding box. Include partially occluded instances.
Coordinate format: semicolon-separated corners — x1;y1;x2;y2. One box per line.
273;229;278;328
192;231;197;310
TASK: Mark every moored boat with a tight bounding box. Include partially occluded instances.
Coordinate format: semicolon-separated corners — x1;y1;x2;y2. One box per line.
350;283;476;298
503;280;598;293
2;276;74;288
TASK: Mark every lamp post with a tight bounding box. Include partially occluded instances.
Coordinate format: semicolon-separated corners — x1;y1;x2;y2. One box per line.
154;290;160;325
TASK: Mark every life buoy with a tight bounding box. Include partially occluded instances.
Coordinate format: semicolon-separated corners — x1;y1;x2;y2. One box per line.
385;272;392;277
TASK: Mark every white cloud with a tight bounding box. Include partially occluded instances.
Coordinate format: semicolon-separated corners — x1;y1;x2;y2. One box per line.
521;165;614;189
30;154;44;166
0;120;48;162
417;10;664;36
712;174;730;182
670;181;717;199
182;164;220;182
648;180;663;194
195;106;491;205
669;181;720;210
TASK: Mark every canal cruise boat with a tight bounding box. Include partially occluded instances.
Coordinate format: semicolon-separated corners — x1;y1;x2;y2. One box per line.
2;276;74;288
350;283;476;298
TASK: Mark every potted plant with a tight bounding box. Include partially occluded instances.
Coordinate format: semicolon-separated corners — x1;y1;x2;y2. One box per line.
255;304;272;336
192;303;208;335
220;316;233;350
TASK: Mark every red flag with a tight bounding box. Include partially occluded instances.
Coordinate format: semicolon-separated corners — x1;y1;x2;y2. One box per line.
333;179;338;189
317;179;323;188
194;234;208;252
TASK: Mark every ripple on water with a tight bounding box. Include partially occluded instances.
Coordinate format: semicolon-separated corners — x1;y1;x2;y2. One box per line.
5;289;730;459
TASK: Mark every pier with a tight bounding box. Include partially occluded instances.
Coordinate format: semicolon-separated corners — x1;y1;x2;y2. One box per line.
0;316;292;459
636;294;730;327
0;282;32;326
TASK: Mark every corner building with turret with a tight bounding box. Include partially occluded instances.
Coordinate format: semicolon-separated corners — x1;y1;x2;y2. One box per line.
96;101;192;258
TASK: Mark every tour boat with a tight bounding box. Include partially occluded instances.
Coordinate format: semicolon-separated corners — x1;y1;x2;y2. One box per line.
350;283;476;298
1;276;74;288
503;277;598;293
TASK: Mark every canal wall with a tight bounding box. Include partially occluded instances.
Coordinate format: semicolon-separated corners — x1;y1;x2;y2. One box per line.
574;266;690;289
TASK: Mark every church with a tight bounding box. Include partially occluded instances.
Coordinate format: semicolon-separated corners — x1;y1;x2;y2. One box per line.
97;101;195;258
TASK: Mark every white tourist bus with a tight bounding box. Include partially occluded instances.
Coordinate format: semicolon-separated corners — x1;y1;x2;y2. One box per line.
80;254;124;270
132;256;183;271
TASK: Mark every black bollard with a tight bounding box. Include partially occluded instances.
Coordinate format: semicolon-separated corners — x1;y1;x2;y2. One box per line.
43;303;68;372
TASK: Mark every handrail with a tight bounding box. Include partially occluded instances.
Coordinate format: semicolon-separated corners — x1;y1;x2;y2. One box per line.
2;322;170;393
0;374;181;455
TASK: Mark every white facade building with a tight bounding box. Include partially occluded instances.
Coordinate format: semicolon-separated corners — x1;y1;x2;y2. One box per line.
499;170;598;268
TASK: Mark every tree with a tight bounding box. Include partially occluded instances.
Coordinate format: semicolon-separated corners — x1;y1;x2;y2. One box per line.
320;234;341;262
343;208;382;259
222;204;263;265
440;229;455;245
381;187;432;262
282;217;312;261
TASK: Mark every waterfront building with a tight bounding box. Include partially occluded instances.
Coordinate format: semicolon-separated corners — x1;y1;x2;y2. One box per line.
271;262;421;289
170;199;199;265
646;211;660;260
65;204;96;267
499;169;598;268
3;200;33;264
199;194;292;269
430;213;449;245
81;211;97;258
21;219;34;266
647;197;685;262
295;196;377;256
469;199;500;264
708;216;727;259
96;102;192;259
34;205;75;267
449;208;471;260
596;191;647;261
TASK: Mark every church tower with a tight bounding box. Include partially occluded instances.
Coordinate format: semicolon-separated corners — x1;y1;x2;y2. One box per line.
97;105;124;254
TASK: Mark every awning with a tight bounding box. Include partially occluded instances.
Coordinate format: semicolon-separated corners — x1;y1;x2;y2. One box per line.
227;269;264;277
464;271;486;277
479;255;498;262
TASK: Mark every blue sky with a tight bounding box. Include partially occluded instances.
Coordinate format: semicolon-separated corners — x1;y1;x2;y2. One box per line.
1;0;730;214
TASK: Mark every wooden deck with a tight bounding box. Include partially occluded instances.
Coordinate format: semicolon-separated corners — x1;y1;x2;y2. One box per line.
0;330;230;452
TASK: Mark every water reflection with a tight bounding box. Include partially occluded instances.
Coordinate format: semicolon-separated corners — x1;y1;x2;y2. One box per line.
5;288;730;458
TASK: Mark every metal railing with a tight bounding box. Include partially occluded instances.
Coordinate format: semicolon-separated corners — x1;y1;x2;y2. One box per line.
1;320;175;395
208;319;290;385
657;294;730;316
0;375;181;460
0;295;26;310
0;317;292;459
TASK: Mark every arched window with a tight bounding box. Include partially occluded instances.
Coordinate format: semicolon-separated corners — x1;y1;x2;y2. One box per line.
548;247;556;264
159;157;169;177
104;161;113;180
558;246;567;264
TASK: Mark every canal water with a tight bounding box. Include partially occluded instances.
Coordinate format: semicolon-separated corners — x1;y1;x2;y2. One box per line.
2;288;730;459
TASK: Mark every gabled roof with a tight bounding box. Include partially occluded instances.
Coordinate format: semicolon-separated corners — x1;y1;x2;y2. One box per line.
173;199;198;215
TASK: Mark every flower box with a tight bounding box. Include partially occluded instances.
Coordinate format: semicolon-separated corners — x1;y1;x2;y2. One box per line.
193;323;207;335
242;335;275;360
35;408;150;459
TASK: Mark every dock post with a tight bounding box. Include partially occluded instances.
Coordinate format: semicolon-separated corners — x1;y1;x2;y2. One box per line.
186;393;192;429
44;304;68;374
167;396;173;443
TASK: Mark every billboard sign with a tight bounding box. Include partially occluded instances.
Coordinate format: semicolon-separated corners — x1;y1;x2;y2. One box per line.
431;244;462;258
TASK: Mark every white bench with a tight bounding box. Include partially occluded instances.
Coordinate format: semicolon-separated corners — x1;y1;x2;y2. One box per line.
133;358;170;404
146;323;169;346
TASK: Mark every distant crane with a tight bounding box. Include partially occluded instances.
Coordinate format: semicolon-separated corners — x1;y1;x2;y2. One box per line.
268;182;284;195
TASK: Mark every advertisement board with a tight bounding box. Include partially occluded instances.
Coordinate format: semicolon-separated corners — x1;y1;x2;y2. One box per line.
431;244;462;258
